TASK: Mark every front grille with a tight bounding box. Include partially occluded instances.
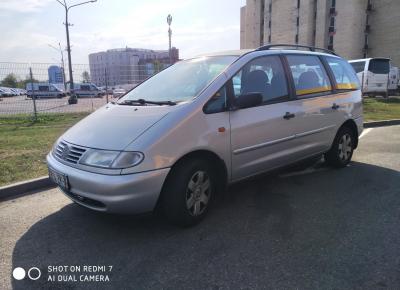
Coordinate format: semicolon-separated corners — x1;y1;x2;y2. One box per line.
54;140;86;164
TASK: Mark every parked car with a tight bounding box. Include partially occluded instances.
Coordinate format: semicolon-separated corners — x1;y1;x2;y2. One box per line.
68;83;104;98
47;44;363;226
26;83;66;98
112;88;126;98
0;88;7;97
0;87;14;97
349;58;391;97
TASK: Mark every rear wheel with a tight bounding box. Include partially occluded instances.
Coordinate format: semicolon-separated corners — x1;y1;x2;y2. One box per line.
325;127;355;168
161;159;215;227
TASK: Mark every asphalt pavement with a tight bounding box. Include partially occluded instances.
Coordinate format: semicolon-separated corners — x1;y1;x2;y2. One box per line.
1;125;399;290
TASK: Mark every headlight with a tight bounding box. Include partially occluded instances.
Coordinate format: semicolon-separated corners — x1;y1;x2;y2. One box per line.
80;150;144;169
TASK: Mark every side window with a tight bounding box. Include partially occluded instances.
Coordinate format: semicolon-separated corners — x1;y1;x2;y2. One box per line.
325;57;360;90
287;55;332;97
232;55;288;103
350;61;365;73
203;86;227;114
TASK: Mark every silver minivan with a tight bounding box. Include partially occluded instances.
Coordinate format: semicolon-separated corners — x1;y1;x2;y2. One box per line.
47;44;363;226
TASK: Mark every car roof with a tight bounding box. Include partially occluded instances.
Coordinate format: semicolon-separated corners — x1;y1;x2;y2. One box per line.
195;48;340;59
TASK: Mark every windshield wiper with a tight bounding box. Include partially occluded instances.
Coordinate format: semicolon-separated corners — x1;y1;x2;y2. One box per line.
118;99;176;106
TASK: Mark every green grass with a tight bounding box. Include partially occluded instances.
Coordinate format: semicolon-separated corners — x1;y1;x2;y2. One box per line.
0;113;89;187
363;97;400;121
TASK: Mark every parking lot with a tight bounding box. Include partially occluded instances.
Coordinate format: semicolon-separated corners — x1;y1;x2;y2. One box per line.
1;125;399;289
0;95;110;115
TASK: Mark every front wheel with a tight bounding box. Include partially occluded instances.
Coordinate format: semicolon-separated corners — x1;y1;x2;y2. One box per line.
325;127;355;168
161;159;215;227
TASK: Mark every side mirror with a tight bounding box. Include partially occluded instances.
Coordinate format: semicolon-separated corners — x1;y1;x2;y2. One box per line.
235;92;263;109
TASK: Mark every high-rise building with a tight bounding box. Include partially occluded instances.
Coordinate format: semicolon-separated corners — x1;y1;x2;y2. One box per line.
240;0;400;65
88;47;179;87
48;65;64;84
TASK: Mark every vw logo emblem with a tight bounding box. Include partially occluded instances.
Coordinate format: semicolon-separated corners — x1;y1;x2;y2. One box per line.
61;144;70;160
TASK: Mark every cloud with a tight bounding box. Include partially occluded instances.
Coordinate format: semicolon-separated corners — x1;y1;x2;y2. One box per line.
0;0;53;12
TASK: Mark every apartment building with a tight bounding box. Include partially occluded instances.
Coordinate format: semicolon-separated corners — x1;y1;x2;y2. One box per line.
89;47;179;87
240;0;400;65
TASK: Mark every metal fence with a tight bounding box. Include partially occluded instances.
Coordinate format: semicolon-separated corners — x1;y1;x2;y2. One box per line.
0;62;161;120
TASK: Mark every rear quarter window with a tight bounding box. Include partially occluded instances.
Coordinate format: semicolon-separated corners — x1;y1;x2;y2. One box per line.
326;57;360;90
286;55;332;97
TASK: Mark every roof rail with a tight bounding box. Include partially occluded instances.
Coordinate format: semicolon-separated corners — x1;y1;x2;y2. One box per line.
256;43;338;56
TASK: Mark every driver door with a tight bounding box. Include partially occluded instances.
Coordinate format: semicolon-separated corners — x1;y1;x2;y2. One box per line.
229;55;298;181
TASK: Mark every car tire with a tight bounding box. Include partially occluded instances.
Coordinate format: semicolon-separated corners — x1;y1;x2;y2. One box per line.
161;159;216;227
325;126;355;168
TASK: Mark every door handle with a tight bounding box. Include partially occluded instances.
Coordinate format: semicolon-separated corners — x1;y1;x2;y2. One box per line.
332;103;340;110
283;112;295;120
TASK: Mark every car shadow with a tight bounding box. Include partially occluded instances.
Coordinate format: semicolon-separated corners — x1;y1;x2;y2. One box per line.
11;161;400;289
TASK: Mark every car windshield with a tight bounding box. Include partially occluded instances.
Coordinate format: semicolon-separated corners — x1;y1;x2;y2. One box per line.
118;56;237;104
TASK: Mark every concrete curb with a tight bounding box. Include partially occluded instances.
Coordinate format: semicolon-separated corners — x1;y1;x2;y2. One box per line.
364;119;400;128
1;119;400;200
0;176;55;200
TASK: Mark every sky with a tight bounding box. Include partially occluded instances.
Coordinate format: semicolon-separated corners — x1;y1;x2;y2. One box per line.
0;0;246;64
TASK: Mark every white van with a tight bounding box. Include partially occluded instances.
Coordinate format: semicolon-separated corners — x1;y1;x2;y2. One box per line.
69;83;104;98
349;58;390;97
26;83;66;98
388;66;399;95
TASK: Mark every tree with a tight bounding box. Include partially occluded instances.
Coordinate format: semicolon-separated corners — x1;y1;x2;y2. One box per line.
1;73;18;88
82;71;90;83
17;76;39;89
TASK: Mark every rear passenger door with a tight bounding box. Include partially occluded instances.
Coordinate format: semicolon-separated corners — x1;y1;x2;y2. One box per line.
324;55;362;134
284;54;336;157
229;55;297;180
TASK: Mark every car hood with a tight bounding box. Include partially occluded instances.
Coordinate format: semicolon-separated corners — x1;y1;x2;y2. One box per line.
62;104;173;150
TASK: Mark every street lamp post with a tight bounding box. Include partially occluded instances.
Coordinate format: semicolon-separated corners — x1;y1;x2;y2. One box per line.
48;42;66;90
167;14;172;65
56;0;97;104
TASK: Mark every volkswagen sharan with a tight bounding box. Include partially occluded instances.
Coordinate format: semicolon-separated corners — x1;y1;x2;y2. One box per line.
47;44;363;226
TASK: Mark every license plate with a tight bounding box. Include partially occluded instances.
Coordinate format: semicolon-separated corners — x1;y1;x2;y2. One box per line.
377;83;382;87
48;167;69;190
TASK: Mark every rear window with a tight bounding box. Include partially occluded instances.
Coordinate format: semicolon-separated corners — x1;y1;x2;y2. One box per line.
350;61;365;73
368;59;390;74
326;57;360;90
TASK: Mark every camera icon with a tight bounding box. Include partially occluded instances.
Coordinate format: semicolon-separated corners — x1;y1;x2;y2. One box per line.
12;267;41;280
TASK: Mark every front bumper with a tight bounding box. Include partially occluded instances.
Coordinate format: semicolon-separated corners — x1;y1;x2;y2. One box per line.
47;153;170;214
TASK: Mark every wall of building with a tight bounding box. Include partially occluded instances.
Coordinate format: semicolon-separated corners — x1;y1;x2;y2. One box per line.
241;0;263;49
334;0;367;60
48;65;63;84
298;0;316;46
240;6;247;48
88;48;178;87
368;0;400;66
240;0;400;65
270;0;296;44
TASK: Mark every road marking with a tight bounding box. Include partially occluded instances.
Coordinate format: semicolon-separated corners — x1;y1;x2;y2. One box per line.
360;128;372;139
